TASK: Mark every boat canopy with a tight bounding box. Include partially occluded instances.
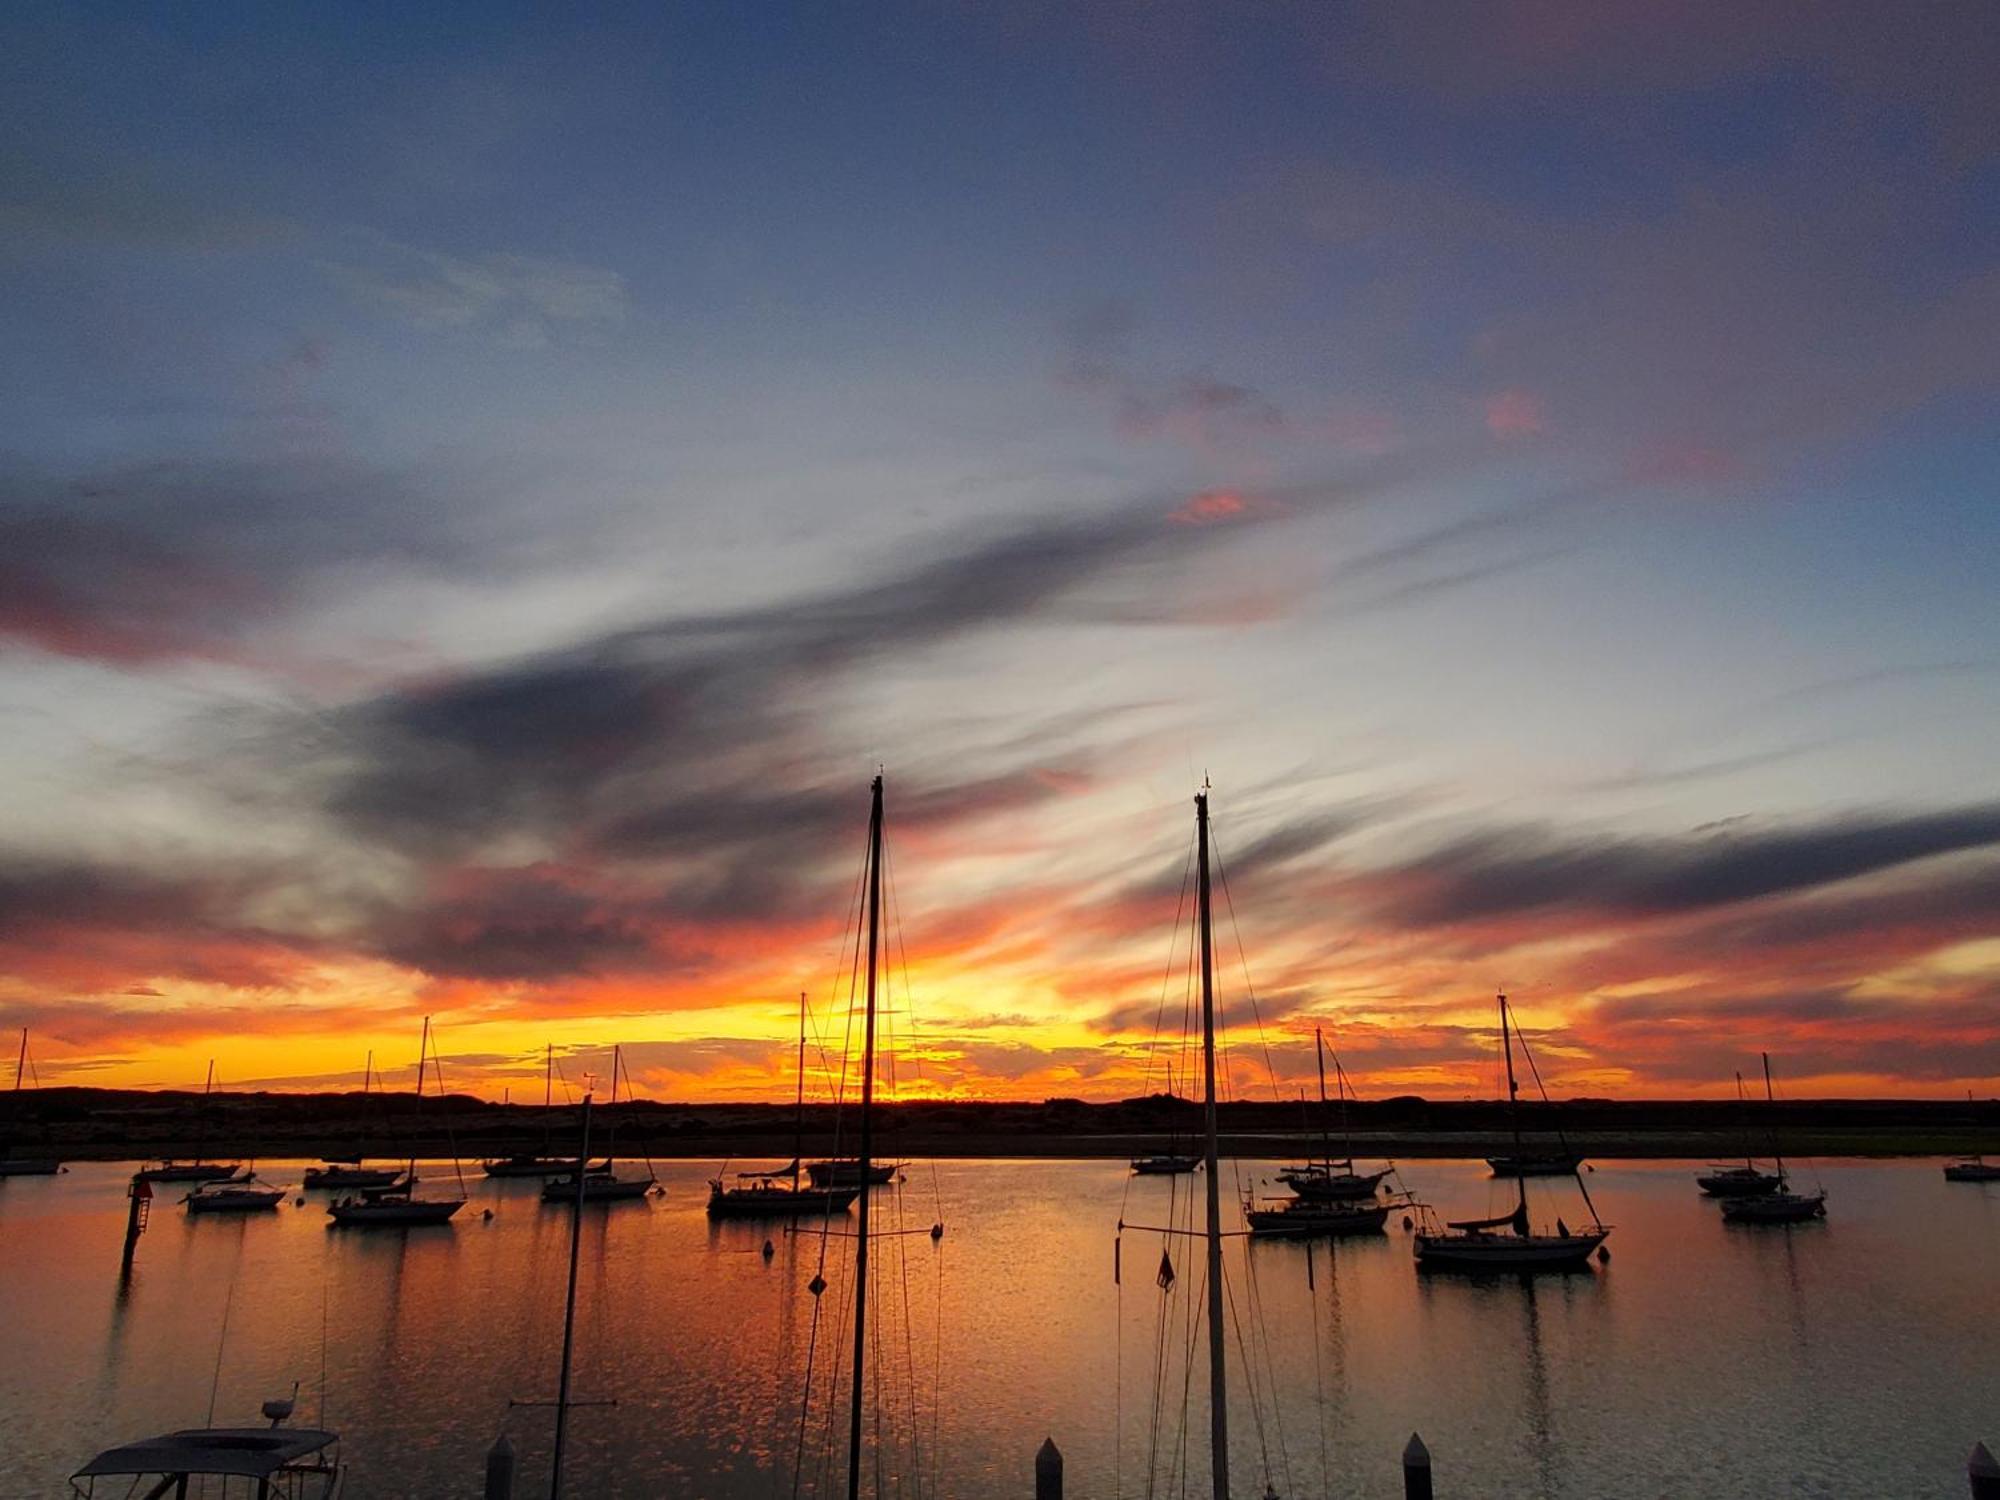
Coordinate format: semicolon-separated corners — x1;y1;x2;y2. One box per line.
1447;1203;1530;1234
73;1427;338;1479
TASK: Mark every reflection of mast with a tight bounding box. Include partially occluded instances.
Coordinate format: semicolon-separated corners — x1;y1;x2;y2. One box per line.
1195;789;1229;1500
845;774;886;1500
1518;1279;1556;1496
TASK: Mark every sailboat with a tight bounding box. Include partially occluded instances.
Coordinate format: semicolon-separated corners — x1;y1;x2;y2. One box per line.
303;1052;403;1189
1696;1069;1785;1197
1274;1029;1390;1200
1131;1064;1202;1175
1249;1028;1392;1236
1414;994;1609;1271
484;1044;599;1177
1720;1054;1826;1224
708;993;859;1217
541;1045;658;1204
0;1028;62;1176
327;1017;468;1227
1943;1090;2000;1181
135;1060;244;1183
184;1174;286;1214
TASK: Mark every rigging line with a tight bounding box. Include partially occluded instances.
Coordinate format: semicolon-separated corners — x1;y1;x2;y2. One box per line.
1235;1231;1293;1499
1123;831;1199;1229
1207;828;1289;1108
422;1023;471;1198
204;1248;245;1427
1513;1014;1604;1225
1308;1242;1329;1499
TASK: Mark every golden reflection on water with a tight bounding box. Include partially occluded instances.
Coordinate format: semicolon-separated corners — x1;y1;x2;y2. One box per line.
1;1159;1995;1497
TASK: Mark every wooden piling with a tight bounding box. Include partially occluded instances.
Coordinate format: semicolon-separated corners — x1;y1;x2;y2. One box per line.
1403;1432;1433;1500
1034;1437;1063;1500
1970;1441;2000;1500
485;1432;516;1500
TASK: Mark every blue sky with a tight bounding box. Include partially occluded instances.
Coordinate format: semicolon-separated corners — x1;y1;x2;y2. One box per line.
2;2;1997;1097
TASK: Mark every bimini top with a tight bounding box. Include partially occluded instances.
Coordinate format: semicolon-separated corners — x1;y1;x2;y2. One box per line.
73;1426;339;1479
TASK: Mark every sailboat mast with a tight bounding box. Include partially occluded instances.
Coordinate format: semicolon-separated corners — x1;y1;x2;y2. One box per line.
12;1028;24;1095
1195;790;1230;1500
794;992;807;1192
846;773;885;1500
1500;994;1528;1223
550;1089;592;1500
1314;1027;1332;1167
542;1043;554;1155
1762;1052;1787;1183
413;1018;430;1179
195;1059;215;1164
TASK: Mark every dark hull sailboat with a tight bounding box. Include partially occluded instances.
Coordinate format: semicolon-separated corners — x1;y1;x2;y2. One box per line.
303;1164;403;1190
185;1179;285;1214
1245;1196;1390;1238
4;1030;62;1177
711;995;861;1218
1416;994;1609;1274
1944;1160;2000;1182
1697;1165;1784;1197
1721;1190;1826;1224
1486;1153;1584;1178
327;1019;467;1228
804;1158;900;1187
1131;1154;1202;1175
0;1157;62;1177
707;1179;859;1217
484;1155;598;1178
136;1161;244;1184
1717;1053;1826;1227
543;1169;656;1203
1280;1163;1389;1200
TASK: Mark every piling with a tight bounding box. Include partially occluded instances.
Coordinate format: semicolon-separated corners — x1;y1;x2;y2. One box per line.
121;1175;151;1272
485;1432;516;1500
1402;1432;1433;1500
1971;1441;2000;1499
1034;1437;1063;1500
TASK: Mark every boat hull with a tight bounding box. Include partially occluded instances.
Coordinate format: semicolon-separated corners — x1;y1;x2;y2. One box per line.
137;1163;243;1184
1131;1156;1201;1175
327;1197;465;1226
542;1175;656;1203
1721;1192;1826;1224
186;1188;284;1214
1696;1169;1784;1197
0;1158;62;1176
1246;1201;1391;1237
482;1156;603;1178
706;1185;860;1218
302;1165;403;1189
804;1160;900;1184
1944;1161;2000;1182
1414;1228;1607;1271
1281;1167;1389;1200
1486;1155;1584;1178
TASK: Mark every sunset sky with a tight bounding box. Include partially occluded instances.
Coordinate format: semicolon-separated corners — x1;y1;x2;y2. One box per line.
3;4;1998;1103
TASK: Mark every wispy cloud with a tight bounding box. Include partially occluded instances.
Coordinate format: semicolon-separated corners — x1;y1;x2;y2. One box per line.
323;235;628;347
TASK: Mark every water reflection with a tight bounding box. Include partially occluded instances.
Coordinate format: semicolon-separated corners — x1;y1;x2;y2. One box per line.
1;1160;1996;1498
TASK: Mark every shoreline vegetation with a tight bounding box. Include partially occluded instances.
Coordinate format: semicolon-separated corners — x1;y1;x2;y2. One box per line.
9;1086;1997;1164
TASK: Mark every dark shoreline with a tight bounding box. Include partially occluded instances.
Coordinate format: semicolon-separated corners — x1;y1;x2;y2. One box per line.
8;1085;1996;1165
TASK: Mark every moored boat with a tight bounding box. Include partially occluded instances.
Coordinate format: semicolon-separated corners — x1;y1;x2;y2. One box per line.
541;1044;657;1205
1697;1164;1785;1197
804;1156;900;1187
1943;1089;1999;1181
137;1059;242;1184
1486;1152;1585;1178
326;1017;467;1229
69;1407;342;1498
1131;1153;1202;1175
185;1177;286;1214
2;1028;64;1176
1415;994;1609;1274
1245;1194;1391;1238
484;1043;590;1177
303;1052;404;1189
708;994;859;1218
1716;1053;1828;1227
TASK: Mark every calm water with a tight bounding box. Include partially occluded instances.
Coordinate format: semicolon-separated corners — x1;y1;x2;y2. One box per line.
2;1158;1995;1498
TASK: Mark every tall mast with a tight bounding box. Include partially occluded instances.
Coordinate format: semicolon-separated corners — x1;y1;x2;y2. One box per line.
1735;1069;1753;1171
1499;994;1528;1226
794;992;807;1192
846;773;885;1500
1762;1052;1786;1185
542;1043;554;1155
413;1018;430;1180
12;1028;24;1096
1195;790;1230;1500
194;1059;215;1163
1314;1027;1331;1167
550;1087;592;1500
605;1045;621;1171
